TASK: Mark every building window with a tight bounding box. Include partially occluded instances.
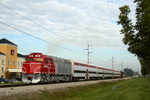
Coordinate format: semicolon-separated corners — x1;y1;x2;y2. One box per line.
2;67;4;73
11;49;14;55
2;60;4;65
13;61;15;66
8;60;10;66
18;62;19;66
21;62;23;66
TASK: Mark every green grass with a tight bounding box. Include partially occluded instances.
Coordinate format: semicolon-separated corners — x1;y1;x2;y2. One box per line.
19;78;149;100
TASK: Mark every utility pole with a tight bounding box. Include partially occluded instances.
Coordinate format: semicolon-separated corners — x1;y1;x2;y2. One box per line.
111;56;115;78
121;63;124;71
112;56;115;70
85;41;92;64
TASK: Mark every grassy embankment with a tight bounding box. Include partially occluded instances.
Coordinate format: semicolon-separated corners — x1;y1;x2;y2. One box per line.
20;78;149;100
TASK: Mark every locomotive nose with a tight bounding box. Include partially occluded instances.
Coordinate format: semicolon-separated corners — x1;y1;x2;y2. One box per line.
22;62;42;83
22;62;41;74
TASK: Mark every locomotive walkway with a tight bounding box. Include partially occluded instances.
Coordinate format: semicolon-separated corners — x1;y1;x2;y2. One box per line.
0;78;131;99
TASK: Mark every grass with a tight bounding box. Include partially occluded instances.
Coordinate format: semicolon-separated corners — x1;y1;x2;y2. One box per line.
17;78;150;100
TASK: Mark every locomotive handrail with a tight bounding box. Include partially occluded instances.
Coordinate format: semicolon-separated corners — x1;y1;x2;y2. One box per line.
22;67;27;73
34;67;41;73
24;62;42;64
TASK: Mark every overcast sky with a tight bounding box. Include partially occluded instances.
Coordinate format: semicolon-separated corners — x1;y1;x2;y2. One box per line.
0;0;140;72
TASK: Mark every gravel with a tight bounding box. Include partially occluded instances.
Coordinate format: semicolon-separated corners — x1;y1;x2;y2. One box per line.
0;78;131;99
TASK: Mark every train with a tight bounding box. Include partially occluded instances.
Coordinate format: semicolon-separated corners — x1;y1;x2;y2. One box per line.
22;53;122;83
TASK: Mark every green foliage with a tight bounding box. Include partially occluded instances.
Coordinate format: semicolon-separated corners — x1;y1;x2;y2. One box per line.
5;70;9;79
123;68;134;76
117;0;150;73
140;59;148;76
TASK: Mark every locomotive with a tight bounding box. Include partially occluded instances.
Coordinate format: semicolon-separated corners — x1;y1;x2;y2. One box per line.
22;53;121;83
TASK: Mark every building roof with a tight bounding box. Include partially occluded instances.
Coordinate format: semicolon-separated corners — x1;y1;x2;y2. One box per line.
0;38;17;46
17;53;27;58
0;52;6;56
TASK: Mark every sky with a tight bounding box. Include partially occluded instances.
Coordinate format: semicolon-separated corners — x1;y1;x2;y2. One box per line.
0;0;141;72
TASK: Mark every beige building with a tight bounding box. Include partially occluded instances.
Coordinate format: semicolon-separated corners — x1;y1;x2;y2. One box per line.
0;38;27;78
0;38;18;70
16;53;26;78
17;53;26;69
0;52;6;78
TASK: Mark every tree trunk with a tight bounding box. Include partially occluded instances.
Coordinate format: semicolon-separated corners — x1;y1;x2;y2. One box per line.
146;61;150;88
148;63;150;74
145;61;150;74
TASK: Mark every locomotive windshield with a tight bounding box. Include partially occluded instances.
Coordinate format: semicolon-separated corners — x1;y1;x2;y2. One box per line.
26;58;43;62
34;58;43;62
27;58;33;61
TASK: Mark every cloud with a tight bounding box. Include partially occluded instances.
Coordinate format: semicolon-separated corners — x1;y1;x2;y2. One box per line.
0;0;136;49
0;0;141;71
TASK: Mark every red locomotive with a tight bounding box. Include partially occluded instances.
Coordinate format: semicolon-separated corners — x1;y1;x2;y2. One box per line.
22;53;121;83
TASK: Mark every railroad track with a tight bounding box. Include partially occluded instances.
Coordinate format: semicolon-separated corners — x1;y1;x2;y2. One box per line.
0;81;71;88
0;78;124;88
0;83;30;88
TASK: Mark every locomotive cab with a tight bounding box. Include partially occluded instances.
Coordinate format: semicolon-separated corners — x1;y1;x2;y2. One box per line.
22;53;45;83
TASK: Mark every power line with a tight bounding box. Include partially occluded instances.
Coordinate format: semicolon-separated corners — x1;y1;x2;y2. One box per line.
0;21;113;67
92;55;110;63
93;50;112;60
0;3;115;67
0;2;80;46
91;56;111;68
0;21;84;55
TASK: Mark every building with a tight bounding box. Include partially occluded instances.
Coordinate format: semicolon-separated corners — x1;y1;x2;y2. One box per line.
17;53;26;78
17;53;26;69
0;38;18;69
0;52;6;78
0;38;26;78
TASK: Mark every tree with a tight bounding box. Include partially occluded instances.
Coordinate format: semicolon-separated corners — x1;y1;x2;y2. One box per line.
140;59;148;77
124;68;134;77
117;0;150;74
5;70;10;79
